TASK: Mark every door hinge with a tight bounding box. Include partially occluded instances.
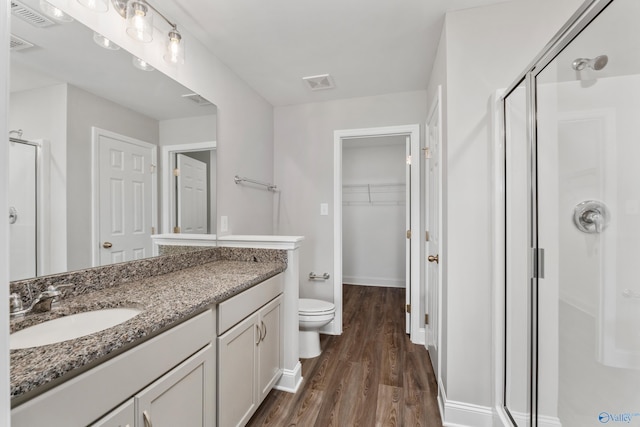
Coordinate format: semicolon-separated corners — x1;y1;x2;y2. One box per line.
151;226;155;235
406;155;412;165
425;313;429;325
532;248;545;279
406;304;411;313
150;164;156;174
425;230;430;241
173;168;180;177
423;147;431;159
173;226;181;233
406;229;412;239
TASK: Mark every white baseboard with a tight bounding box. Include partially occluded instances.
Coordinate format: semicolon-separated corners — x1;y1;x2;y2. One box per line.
411;327;425;345
274;362;302;394
509;410;562;427
439;382;493;427
343;276;405;288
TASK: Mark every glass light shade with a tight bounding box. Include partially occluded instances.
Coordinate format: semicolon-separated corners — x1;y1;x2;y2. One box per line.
40;0;74;22
93;32;120;50
163;29;184;65
77;0;109;12
126;1;153;43
132;56;154;71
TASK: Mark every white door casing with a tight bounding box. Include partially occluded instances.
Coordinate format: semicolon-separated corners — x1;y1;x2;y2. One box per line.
160;141;216;235
92;128;157;267
426;86;443;377
334;124;421;342
405;136;412;333
176;154;207;234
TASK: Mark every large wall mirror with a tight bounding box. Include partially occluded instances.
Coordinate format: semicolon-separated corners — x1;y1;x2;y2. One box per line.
8;0;217;281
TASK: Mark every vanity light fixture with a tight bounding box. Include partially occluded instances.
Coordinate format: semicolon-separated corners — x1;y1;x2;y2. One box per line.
93;32;120;50
39;0;74;22
82;0;186;67
126;1;153;42
77;0;109;13
132;56;154;71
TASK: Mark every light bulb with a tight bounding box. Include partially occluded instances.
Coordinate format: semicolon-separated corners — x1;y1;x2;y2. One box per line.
126;1;153;43
132;56;154;71
77;0;109;12
40;0;74;21
164;29;184;65
93;32;120;50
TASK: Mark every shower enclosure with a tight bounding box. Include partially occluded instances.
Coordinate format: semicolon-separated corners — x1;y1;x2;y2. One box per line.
8;135;40;281
501;0;640;425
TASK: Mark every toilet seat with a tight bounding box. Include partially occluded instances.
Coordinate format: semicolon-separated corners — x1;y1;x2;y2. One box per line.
299;298;335;316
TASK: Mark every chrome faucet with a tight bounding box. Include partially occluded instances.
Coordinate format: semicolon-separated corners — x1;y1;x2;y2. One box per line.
10;284;73;318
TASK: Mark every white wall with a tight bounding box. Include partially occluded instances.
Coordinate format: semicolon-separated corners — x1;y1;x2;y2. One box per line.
47;0;275;236
159;115;216;147
9;84;67;274
66;85;159;271
427;0;584;416
342;136;406;288
274;91;427;303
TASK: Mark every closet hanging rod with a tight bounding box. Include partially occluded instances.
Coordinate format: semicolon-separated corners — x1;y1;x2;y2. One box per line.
234;175;278;192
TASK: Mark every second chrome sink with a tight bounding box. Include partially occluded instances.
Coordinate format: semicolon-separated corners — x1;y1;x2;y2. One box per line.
10;308;142;350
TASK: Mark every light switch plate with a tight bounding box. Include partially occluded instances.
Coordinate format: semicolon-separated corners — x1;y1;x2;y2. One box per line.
320;203;329;216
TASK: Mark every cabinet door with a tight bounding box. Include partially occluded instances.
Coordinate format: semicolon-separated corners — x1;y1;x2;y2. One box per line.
257;296;283;402
90;399;135;427
136;344;214;427
218;312;259;427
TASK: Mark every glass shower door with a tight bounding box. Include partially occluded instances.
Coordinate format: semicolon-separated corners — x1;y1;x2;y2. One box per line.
536;0;640;425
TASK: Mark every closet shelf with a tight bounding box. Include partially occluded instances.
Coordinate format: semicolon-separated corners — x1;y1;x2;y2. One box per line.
342;182;405;205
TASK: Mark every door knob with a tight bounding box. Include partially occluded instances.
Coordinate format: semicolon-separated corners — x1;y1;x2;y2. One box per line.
102;242;113;249
428;254;439;264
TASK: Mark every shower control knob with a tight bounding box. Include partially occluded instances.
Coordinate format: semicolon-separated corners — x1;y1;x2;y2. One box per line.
103;242;113;249
428;254;439;264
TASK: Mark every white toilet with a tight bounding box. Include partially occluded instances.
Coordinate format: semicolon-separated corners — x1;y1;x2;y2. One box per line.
298;298;336;359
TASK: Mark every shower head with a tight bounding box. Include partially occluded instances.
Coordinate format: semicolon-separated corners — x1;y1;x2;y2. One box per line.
572;55;609;71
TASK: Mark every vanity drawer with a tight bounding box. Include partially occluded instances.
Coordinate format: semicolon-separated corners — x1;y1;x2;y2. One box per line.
217;273;283;335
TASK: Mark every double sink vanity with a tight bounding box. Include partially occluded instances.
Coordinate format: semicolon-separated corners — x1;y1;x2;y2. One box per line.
9;242;301;427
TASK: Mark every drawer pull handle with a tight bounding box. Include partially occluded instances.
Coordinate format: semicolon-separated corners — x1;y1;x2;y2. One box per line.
261;321;267;342
143;410;153;427
256;324;261;345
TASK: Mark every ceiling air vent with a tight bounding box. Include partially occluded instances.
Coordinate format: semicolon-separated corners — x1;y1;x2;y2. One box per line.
10;34;35;51
302;74;335;91
11;0;55;27
181;93;213;106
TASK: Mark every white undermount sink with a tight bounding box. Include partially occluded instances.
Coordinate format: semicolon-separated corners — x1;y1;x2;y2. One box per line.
10;308;142;350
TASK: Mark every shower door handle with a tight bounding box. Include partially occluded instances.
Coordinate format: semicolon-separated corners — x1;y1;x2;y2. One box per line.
8;207;17;225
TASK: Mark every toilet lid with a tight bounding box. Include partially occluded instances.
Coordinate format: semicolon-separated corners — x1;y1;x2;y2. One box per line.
299;298;335;314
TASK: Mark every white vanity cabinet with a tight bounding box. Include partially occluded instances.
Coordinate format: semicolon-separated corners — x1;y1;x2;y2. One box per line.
90;399;135;427
217;274;284;427
12;309;215;427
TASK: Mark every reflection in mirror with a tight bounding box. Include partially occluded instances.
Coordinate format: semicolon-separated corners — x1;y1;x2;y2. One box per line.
8;0;217;281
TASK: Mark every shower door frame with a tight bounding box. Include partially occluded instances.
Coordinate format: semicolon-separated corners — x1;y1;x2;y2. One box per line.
498;0;616;425
8;137;49;278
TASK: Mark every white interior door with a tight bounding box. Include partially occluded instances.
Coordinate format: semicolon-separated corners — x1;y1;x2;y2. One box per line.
426;87;442;374
9;141;37;280
97;130;155;266
405;136;412;334
176;153;207;234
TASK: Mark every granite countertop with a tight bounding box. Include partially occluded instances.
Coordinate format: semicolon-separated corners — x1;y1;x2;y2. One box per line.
10;259;286;402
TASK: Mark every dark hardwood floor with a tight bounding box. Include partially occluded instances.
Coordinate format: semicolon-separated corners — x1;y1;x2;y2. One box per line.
247;284;443;427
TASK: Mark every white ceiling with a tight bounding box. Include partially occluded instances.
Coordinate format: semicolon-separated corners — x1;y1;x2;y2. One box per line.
156;0;512;107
